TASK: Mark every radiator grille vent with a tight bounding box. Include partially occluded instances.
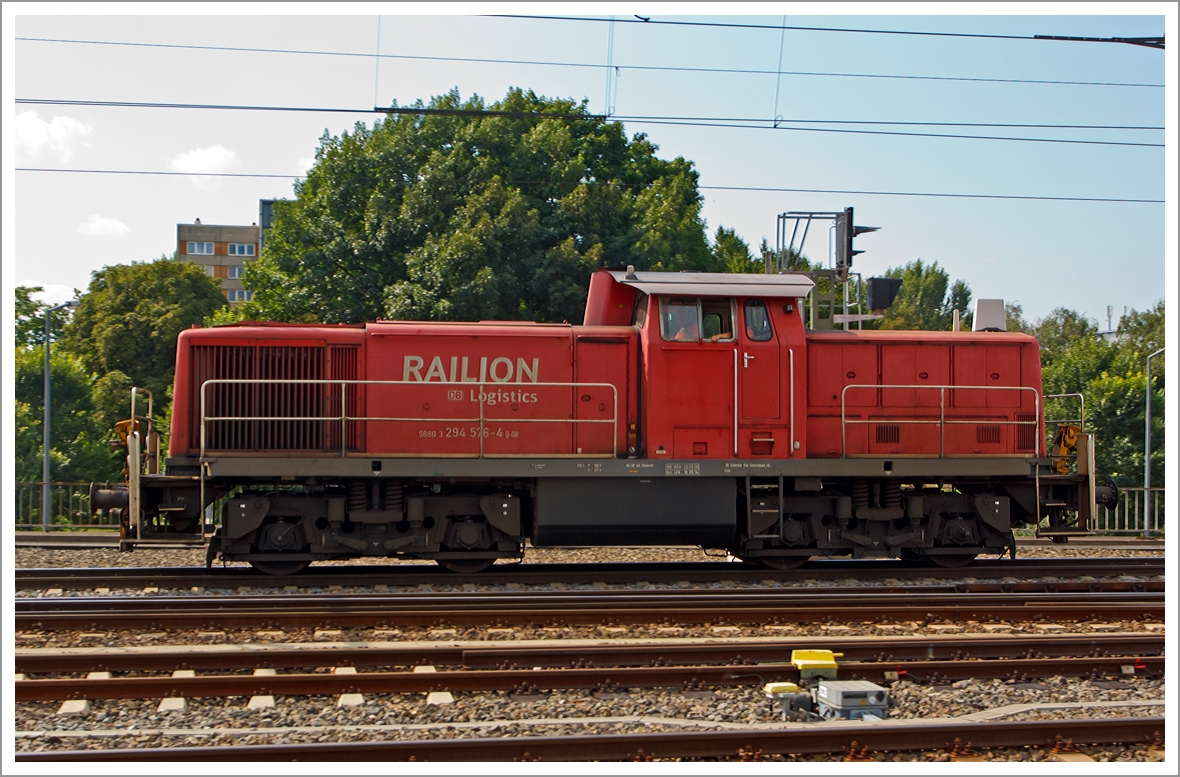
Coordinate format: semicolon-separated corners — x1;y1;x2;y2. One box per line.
191;343;358;452
1016;413;1037;451
875;424;900;444
976;425;1002;444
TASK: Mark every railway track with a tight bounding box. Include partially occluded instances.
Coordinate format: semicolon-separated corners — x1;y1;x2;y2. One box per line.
14;588;1165;631
13;654;1166;702
14;717;1167;761
16;633;1164;674
13;556;1166;591
14;633;1164;702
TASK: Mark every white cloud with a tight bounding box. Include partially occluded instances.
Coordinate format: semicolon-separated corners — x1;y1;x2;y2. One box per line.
170;145;237;175
20;282;78;306
78;215;131;237
170;144;237;188
16;111;93;163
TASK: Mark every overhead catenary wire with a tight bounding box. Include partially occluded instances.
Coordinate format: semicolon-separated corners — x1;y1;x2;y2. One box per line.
14;37;1165;89
15;168;1164;204
493;14;1165;49
13;99;1164;148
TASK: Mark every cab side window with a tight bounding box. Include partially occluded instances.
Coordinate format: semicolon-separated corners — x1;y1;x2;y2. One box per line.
744;299;773;342
659;297;735;343
700;298;734;342
660;297;700;342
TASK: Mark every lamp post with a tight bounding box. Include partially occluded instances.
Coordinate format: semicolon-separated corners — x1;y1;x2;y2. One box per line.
1143;347;1164;538
42;299;80;530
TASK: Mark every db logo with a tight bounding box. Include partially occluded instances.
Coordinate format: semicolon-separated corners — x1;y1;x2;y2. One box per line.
447;389;464;401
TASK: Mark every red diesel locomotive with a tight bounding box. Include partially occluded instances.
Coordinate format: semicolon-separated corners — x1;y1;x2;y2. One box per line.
94;269;1112;574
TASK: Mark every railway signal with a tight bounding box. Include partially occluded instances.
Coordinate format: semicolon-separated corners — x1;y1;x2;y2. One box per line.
834;207;879;283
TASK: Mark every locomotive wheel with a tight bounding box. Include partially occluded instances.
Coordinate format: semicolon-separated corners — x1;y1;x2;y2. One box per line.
249;558;312;576
758;555;811;570
435;558;496;574
925;553;977;569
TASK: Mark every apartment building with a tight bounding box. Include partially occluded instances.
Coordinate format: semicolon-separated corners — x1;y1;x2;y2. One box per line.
176;219;260;303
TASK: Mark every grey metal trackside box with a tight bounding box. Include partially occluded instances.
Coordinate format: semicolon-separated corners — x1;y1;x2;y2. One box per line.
815;680;888;708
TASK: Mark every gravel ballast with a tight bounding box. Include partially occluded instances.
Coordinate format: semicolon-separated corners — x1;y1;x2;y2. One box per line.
14;676;1165;756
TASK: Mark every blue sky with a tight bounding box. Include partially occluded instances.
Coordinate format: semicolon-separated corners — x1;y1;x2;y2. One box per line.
5;4;1174;327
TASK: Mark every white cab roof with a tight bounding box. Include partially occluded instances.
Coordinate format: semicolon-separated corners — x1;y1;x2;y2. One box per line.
607;270;814;298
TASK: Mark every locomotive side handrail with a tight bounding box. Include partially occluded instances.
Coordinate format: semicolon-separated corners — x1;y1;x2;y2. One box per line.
840;383;1041;458
1044;392;1085;434
199;378;619;459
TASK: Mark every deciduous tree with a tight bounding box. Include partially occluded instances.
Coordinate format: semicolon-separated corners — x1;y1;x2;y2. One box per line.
61;256;226;403
876;259;972;331
237;87;740;325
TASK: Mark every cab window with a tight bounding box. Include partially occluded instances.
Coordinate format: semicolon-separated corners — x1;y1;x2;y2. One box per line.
659;297;734;343
633;291;648;328
744;299;773;342
701;298;733;342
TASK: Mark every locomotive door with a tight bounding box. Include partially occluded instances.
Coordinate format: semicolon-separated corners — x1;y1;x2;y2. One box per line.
738;299;782;456
738;299;780;419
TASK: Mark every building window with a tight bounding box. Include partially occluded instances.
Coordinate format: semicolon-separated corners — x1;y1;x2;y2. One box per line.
228;266;243;280
228;289;254;302
187;241;214;255
228;243;255;256
204;266;216;277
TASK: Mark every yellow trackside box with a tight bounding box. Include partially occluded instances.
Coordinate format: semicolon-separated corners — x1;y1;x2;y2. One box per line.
790;649;841;680
763;681;803;696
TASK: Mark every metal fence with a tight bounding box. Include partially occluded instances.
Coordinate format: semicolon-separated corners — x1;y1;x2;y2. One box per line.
1095;487;1165;537
13;482;118;530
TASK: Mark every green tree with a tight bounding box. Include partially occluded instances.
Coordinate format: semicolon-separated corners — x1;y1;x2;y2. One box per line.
237;87;738;325
14;285;74;348
1003;301;1031;334
876;259;972;331
755;238;817;273
1030;308;1099;361
13;346;120;482
61;256;227;405
1113;300;1165;376
1035;303;1164;487
712;227;760;273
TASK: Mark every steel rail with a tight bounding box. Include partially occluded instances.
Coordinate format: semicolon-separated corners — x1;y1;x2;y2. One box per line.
13;557;1165;590
15;634;1165;675
13;655;1166;702
14;716;1167;761
15;602;1163;632
460;633;1166;669
16;588;1164;611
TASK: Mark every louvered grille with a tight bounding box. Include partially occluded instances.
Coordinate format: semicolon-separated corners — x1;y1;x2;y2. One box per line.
192;344;330;451
326;345;361;451
976;425;1002;444
1016;413;1037;451
875;424;900;444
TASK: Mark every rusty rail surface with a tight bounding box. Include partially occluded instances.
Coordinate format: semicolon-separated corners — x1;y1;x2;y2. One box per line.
15;717;1166;762
14;589;1165;632
15;633;1163;675
14;655;1165;703
13;556;1166;591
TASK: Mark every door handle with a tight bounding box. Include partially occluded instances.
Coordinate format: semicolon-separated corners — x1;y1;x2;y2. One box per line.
743;352;753;368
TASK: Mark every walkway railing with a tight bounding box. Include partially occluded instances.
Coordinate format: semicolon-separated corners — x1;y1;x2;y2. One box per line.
200;378;620;458
841;384;1041;458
